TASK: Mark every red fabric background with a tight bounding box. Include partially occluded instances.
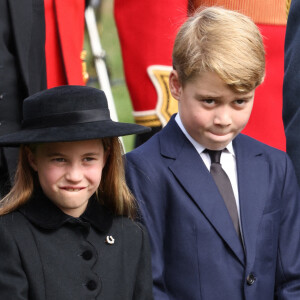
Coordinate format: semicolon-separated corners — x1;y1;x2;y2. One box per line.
44;0;85;88
115;1;286;150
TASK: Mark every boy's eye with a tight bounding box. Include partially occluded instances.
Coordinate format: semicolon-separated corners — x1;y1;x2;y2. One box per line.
202;99;215;104
235;99;245;105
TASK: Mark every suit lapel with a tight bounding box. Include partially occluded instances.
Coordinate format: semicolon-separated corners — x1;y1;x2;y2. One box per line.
160;117;245;265
8;0;32;93
234;135;269;268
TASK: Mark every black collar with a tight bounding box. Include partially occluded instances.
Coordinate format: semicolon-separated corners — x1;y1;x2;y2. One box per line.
18;188;113;232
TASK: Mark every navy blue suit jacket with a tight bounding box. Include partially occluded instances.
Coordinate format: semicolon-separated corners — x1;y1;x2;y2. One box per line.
283;0;300;184
126;116;300;300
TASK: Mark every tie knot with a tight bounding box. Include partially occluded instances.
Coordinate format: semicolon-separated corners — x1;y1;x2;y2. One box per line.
206;149;222;164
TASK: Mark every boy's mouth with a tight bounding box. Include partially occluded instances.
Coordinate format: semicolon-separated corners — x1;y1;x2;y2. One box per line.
209;130;231;137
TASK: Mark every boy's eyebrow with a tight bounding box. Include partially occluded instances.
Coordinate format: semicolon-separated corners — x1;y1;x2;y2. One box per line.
195;93;221;99
234;94;255;100
195;93;254;100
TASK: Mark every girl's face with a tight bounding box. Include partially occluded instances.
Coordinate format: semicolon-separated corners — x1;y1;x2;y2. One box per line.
27;139;107;217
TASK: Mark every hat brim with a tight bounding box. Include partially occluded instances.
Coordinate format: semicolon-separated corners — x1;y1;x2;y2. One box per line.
0;121;151;146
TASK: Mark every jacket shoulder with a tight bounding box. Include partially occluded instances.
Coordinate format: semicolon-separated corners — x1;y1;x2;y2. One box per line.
236;134;293;174
0;210;28;228
0;211;32;242
110;217;150;254
237;134;287;156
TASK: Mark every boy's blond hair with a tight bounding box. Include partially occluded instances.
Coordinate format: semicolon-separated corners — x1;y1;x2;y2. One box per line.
0;138;136;219
172;6;265;92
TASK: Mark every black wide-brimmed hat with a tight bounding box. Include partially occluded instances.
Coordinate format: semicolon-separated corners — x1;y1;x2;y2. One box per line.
0;85;151;146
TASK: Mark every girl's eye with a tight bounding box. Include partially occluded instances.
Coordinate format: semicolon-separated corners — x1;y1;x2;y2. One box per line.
53;158;65;162
83;157;95;162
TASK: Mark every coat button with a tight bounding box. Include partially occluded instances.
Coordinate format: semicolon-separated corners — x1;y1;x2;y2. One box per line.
246;273;256;286
82;250;93;260
86;280;97;291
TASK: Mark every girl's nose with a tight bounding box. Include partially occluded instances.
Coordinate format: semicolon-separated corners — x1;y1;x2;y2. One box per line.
65;164;83;182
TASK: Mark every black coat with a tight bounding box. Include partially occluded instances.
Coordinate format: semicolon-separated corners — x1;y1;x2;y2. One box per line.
0;0;46;186
0;192;153;300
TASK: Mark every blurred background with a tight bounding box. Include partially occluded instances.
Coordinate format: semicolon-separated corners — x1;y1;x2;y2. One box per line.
84;0;135;152
83;0;288;154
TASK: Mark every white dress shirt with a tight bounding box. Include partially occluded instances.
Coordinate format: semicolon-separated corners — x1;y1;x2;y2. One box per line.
175;113;241;222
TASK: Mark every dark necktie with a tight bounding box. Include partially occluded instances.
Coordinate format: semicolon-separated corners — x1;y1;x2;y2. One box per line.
206;149;241;239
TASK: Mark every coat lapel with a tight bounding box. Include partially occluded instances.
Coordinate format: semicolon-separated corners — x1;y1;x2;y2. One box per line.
234;135;269;268
160;117;245;265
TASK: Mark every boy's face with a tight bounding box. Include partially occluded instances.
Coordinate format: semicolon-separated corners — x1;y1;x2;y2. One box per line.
169;71;255;150
27;139;107;217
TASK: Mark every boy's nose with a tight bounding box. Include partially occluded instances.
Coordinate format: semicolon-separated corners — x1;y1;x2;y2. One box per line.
213;108;232;126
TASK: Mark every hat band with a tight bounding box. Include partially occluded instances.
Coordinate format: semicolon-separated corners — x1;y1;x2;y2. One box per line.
22;109;110;129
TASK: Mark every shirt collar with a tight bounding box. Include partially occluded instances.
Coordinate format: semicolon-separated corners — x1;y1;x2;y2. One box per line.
175;113;235;156
18;187;113;232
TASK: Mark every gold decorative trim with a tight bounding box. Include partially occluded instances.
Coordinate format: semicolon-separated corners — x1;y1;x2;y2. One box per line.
193;0;287;25
286;0;292;19
81;50;89;84
147;65;178;127
134;114;162;127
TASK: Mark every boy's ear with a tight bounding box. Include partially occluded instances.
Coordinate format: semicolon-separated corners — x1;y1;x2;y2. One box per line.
169;70;182;100
26;147;38;171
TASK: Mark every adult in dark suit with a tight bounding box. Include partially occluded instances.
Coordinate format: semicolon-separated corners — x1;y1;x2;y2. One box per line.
0;0;46;195
126;7;300;299
283;0;300;184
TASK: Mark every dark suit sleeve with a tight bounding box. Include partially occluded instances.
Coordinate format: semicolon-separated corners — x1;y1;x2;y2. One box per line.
275;155;300;298
283;0;300;184
0;218;28;299
133;223;154;300
126;153;170;300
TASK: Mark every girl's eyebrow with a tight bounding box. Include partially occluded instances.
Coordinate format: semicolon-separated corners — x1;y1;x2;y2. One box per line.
82;152;100;156
46;152;101;157
47;152;65;157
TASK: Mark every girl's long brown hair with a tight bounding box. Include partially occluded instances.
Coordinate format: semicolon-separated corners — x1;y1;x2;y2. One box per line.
0;138;136;219
100;137;136;219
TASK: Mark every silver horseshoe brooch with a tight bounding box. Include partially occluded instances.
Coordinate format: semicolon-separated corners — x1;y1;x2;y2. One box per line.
105;235;115;245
